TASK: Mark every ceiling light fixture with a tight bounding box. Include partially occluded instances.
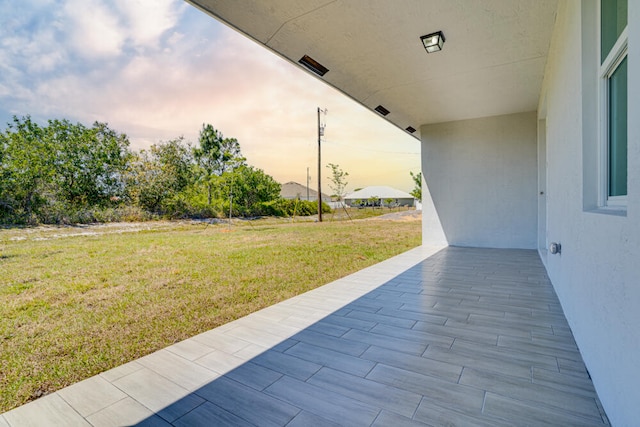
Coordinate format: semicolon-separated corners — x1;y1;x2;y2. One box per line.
420;31;445;53
299;55;329;76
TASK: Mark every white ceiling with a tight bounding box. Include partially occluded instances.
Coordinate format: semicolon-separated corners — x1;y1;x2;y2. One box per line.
187;0;558;139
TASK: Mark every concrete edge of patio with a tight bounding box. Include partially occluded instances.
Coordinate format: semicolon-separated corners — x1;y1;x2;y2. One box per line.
1;245;446;427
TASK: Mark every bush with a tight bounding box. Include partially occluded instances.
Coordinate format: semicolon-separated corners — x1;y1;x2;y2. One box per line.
161;195;221;220
20;203;157;225
106;206;156;222
0;208;39;226
257;199;330;217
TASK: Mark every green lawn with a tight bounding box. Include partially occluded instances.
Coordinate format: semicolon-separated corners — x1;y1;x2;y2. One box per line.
0;217;421;412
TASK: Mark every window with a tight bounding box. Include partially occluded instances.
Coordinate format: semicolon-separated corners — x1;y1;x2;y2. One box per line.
600;0;628;207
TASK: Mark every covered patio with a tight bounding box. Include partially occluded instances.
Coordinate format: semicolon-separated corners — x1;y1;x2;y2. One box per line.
1;246;609;426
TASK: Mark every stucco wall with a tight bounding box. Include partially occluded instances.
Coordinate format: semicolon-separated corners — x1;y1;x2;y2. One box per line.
420;112;538;249
540;2;640;425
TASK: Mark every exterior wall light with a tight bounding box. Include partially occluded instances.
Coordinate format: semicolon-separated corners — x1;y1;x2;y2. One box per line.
420;31;445;53
549;242;561;255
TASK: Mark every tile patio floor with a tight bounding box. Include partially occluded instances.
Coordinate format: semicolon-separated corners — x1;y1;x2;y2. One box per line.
1;246;609;426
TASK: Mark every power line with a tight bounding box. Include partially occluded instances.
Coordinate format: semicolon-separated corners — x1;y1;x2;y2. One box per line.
373;165;422;174
322;139;420;155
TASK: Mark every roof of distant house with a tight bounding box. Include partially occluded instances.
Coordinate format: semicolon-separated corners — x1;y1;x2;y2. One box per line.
280;181;331;200
345;186;413;200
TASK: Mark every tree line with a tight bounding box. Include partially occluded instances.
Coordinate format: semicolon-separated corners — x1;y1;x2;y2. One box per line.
0;117;327;225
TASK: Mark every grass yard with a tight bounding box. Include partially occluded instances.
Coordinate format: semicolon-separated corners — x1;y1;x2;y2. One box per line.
0;215;421;412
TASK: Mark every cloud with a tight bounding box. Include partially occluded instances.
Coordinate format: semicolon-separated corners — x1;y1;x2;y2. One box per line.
57;0;184;59
63;0;125;58
0;3;64;75
114;0;184;49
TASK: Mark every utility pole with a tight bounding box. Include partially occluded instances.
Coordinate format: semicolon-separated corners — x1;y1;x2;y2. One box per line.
317;107;326;222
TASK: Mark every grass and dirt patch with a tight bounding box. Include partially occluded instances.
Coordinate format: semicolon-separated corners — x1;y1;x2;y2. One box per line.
0;213;420;412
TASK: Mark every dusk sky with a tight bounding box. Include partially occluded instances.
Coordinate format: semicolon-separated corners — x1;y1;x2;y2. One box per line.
0;0;420;192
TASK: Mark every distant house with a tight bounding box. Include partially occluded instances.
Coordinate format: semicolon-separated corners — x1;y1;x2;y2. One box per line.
280;181;330;202
344;186;414;208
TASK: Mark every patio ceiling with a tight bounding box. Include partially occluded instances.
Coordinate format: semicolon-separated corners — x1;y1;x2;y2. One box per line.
186;0;558;139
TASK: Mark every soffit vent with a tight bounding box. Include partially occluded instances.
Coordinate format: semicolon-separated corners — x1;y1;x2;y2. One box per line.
405;126;416;133
298;55;329;76
374;105;390;116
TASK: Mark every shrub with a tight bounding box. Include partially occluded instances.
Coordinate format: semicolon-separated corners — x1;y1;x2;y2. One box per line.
256;198;330;217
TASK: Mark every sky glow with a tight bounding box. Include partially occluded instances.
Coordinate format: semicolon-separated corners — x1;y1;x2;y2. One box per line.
0;0;420;192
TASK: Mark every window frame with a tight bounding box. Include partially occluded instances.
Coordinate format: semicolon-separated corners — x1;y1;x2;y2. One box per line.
598;4;628;209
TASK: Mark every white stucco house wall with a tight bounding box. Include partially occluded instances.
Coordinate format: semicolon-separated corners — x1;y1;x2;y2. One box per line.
344;186;415;207
188;1;639;425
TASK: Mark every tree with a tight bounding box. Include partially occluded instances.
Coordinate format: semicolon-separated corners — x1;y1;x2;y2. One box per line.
0;134;7;213
218;165;281;216
194;124;244;205
410;171;422;202
368;195;380;208
384;198;394;209
326;163;349;203
47;119;131;207
151;137;194;193
125;138;194;213
0;116;133;223
0;116;55;221
1;117;288;222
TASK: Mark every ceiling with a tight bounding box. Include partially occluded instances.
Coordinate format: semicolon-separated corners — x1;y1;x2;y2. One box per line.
186;0;558;139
